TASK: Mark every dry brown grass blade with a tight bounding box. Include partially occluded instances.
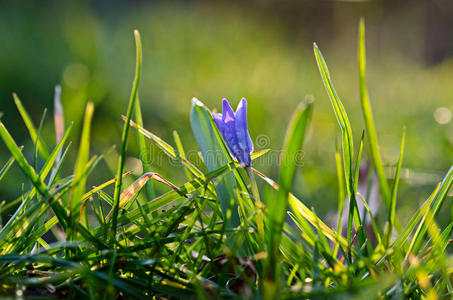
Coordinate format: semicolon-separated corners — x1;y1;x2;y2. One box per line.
105;172;185;221
78;171;133;222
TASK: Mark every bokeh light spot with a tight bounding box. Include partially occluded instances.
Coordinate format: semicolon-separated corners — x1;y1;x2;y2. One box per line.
433;107;452;124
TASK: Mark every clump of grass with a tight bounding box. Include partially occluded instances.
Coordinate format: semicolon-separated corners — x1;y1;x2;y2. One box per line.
0;20;452;299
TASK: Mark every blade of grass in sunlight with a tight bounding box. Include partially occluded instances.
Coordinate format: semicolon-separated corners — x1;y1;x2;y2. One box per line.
385;127;406;247
135;96;155;200
124;116;205;179
0;156;15;183
252;167;348;249
358;18;391;209
0;121;109;251
111;29;142;239
313;43;363;248
105;172;184;221
357;193;382;247
173;130;194;181
70;102;94;234
13;93;50;161
313;44;353;195
410;166;453;255
392;182;440;252
33;108;47;171
264;99;313;299
333;140;345;257
351;131;367;252
0;121;68;229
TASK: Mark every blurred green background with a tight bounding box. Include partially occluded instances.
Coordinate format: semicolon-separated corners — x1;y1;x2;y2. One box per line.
1;0;453;223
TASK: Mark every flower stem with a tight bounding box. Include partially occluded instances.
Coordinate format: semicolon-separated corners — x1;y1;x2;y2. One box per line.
246;167;265;252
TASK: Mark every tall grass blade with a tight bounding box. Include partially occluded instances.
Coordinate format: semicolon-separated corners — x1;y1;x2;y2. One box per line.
0;121;68;229
333;140;345;257
0;156;15;183
13;93;50;160
358;18;391;208
385;127;405;247
70;102;94;233
111;30;142;239
405;166;453;257
264;100;313;299
173;130;194;181
135;96;155;199
313;43;362;246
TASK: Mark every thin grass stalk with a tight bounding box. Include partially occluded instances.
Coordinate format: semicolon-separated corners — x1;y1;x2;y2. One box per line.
111;29;142;239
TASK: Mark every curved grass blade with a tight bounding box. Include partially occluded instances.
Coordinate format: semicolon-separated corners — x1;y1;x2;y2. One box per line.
0;155;15;183
252;167;348;249
264;100;313;298
105;172;185;221
13;93;50;160
123;116;204;179
357;193;382;247
385;127;405;247
96;160;236;236
0;122;107;249
135;96;155;200
33;108;47;171
173;130;194;181
410;165;453;255
358;19;391;208
333;140;345;257
313;44;354;196
111;30;143;239
70;102;94;234
392;182;440;252
0;121;69;229
313;43;363;247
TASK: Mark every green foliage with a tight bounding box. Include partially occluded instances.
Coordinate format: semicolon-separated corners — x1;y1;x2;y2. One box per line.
264;99;312;298
0;22;452;300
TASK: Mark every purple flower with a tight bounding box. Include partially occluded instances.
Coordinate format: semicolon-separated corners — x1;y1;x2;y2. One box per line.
212;98;254;167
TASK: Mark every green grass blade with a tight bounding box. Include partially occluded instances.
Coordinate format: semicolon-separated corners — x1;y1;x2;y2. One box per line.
350;131;365;248
173;130;194;181
357;193;382;247
403;166;453;258
412;166;453;254
33;108;47;171
264;100;313;298
0;121;68;229
313;44;354;195
313;43;362;246
39;123;73;185
111;30;142;239
70;102;94;234
333;140;345;257
385;127;405;247
135;96;155;200
0;155;15;183
392;182;439;251
358;18;391;209
124;117;204;179
13;93;50;160
252;167;348;249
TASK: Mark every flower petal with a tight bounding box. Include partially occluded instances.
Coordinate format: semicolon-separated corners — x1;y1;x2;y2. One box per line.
222;99;235;124
212;113;225;134
235;98;253;154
